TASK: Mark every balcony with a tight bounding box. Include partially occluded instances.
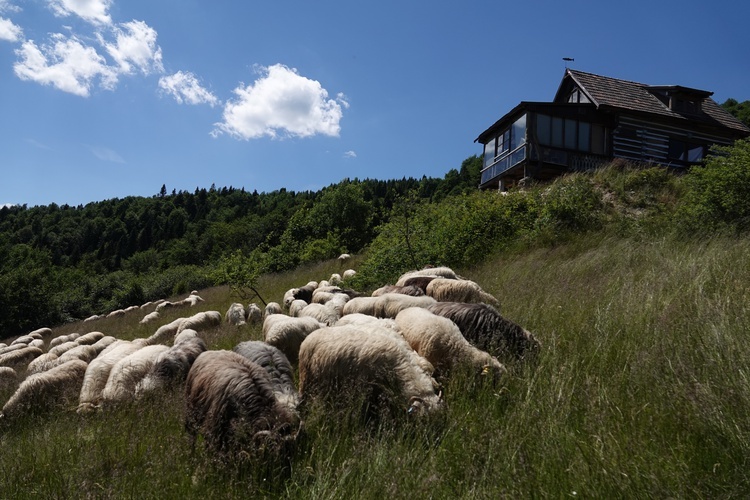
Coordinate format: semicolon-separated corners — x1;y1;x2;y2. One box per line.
480;144;527;186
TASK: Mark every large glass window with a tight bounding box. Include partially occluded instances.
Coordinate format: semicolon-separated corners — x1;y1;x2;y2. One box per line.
551;117;564;147
591;124;605;154
578;122;591;152
537;114;551;145
564;119;577;149
484;137;496;167
511;114;526;150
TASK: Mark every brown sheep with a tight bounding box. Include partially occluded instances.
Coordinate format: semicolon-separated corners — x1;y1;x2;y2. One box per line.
426;302;540;360
184;350;301;457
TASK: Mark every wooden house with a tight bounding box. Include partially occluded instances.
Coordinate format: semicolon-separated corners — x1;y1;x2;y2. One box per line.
475;69;750;190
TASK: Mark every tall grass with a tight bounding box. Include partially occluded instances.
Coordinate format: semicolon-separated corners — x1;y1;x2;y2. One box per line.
2;236;750;497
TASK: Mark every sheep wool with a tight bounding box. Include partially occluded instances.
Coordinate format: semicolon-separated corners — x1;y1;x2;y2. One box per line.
101;344;170;406
226;303;247;326
2;359;88;420
394;307;506;382
263;315;324;365
425;278;501;307
184;350;301;456
298;325;443;417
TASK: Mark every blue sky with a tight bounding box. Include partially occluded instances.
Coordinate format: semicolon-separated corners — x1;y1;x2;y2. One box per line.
0;0;748;207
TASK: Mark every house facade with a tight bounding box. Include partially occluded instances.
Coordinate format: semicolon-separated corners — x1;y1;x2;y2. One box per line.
476;70;750;190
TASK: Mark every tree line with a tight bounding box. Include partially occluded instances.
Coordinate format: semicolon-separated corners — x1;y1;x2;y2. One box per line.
0;157;482;337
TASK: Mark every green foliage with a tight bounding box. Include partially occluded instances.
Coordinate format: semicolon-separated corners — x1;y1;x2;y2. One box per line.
722;98;750;127
210;249;266;303
677;139;750;233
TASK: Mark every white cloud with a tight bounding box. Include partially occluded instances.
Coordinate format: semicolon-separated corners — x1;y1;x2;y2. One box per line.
212;64;346;140
158;70;218;106
343;150;357;158
49;0;112;26
89;145;125;163
0;16;21;42
100;20;163;75
13;33;118;97
0;1;21;14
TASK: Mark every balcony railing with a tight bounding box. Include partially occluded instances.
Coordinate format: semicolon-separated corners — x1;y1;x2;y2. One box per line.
480;144;527;185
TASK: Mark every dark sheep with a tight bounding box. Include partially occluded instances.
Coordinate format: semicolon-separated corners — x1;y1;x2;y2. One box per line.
426;302;540;360
233;341;299;412
372;285;425;297
184;350;301;457
136;334;207;397
400;276;437;293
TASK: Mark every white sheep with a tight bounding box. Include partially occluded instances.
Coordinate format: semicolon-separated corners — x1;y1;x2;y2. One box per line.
225;303;247;326
100;344;170;406
49;340;80;357
342;269;357;280
263;314;324;364
177;310;221;334
0;345;43;369
77;340;145;413
49;333;80;349
298;302;341;327
329;273;342;285
298;324;442;418
342;293;437;319
0;366;17;386
247;303;262;325
288;299;308;317
1;359;88;420
135;332;207;397
140;310;161;325
74;331;105;346
107;309;126;319
425;278;500;307
395;266;460;286
264;302;283;318
394;307;506;382
84;315;102;322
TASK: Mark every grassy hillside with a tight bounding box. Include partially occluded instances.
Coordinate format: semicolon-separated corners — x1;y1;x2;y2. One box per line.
2;233;749;497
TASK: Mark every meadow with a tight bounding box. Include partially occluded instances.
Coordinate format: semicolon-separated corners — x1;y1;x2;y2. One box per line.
2;233;749;498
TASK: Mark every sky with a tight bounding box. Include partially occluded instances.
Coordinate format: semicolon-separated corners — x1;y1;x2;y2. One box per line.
0;0;748;207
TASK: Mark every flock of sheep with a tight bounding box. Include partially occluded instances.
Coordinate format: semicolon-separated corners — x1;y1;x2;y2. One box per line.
0;262;540;461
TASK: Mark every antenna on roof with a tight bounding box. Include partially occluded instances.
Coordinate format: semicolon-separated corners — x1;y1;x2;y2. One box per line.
563;57;574;69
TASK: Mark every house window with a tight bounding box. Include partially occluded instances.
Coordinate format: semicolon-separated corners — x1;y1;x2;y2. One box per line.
564;119;577;149
568;89;591;104
551;117;564;147
511;114;526;150
668;139;705;163
484;137;496;167
536;113;603;154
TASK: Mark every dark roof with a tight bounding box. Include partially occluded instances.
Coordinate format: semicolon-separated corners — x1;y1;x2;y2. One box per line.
559;69;750;134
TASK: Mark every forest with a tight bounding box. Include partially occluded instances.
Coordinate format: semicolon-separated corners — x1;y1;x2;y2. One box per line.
0;157;481;338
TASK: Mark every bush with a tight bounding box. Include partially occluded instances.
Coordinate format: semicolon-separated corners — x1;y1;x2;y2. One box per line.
678;139;750;234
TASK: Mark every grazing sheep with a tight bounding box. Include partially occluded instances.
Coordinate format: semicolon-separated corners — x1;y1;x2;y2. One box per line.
148;318;186;345
427;302;540;359
247;303;262;325
101;344;170;406
395;266;460;286
28;327;53;345
0;344;27;356
342;269;356;280
263;315;324;365
0;366;17;386
264;302;283;318
337;253;351;264
84;315;102;323
49;341;80;357
298;303;341;327
1;359;88;419
177;311;221;334
107;309;127;319
342;293;437;319
74;331;105;346
49;333;80;349
0;346;43;369
288;299;308;317
29;339;45;350
77;340;145;413
226;303;247;326
135;332;207;397
233;341;299;412
298;325;443;419
372;285;425;297
425;278;500;307
329;273;342;285
184;350;301;456
26;352;60;375
140;310;160;325
285;283;317;305
400;276;437;293
11;334;38;346
394;307;506;381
